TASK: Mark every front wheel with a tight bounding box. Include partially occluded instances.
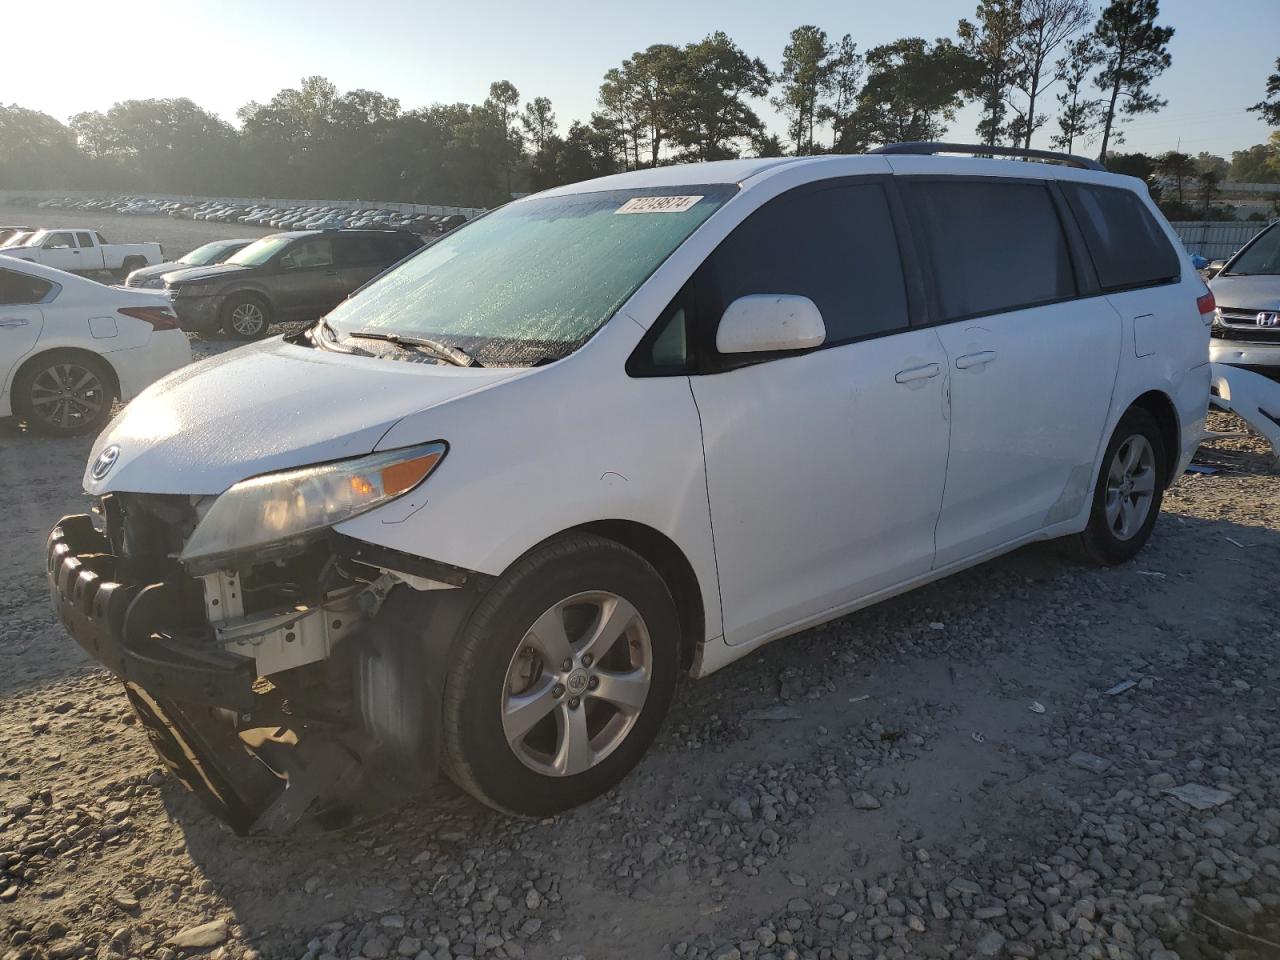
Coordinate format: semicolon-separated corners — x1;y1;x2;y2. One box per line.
1074;407;1166;565
220;293;272;340
442;534;680;816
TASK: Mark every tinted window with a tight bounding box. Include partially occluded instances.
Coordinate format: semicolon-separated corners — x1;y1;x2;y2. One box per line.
279;238;333;269
0;268;54;305
75;232;94;248
701;182;909;346
906;181;1075;320
337;234;402;266
1062;183;1180;290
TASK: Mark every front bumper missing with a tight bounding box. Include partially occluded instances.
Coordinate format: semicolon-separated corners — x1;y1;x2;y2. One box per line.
47;514;403;834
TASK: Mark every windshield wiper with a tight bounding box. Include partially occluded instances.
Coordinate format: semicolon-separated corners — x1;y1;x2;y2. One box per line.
347;330;480;367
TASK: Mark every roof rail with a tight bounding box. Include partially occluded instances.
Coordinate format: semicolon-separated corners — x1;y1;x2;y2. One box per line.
868;141;1104;172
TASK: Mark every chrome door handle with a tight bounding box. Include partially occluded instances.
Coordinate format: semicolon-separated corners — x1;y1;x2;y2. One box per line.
955;350;996;370
894;362;941;384
0;317;31;328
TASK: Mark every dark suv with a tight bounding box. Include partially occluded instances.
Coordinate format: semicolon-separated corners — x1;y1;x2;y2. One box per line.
162;229;424;339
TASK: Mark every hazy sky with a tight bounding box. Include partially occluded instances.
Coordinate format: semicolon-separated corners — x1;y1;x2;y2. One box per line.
6;0;1277;158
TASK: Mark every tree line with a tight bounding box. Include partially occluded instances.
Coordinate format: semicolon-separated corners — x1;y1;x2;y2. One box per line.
1;1;1277;209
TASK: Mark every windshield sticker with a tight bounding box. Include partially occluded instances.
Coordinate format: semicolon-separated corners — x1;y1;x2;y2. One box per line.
615;195;703;215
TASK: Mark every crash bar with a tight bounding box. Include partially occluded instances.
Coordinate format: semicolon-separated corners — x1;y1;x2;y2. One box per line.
869;141;1105;172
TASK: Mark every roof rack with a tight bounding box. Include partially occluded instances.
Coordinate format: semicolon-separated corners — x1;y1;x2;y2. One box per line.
868;141;1104;172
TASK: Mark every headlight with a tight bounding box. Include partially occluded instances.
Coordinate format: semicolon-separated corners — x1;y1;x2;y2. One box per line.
180;442;446;562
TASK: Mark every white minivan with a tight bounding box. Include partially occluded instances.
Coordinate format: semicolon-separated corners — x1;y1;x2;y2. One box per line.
48;144;1212;834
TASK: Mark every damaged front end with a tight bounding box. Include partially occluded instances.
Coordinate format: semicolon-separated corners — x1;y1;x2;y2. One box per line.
48;493;485;835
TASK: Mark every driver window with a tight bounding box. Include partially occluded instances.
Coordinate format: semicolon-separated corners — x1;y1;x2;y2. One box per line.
44;233;75;249
279;238;334;269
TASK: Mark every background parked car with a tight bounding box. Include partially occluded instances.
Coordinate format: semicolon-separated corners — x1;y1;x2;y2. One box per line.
1209;219;1280;371
163;228;424;339
0;258;190;435
124;238;254;288
0;228;164;279
0;226;33;245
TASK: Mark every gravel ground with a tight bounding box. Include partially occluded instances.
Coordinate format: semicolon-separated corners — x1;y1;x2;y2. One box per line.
0;205;275;263
2;346;1279;960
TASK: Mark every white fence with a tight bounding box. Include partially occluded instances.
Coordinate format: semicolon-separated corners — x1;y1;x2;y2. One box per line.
1171;220;1272;260
0;188;486;219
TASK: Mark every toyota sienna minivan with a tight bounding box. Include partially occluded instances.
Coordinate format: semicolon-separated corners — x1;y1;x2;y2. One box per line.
48;144;1212;834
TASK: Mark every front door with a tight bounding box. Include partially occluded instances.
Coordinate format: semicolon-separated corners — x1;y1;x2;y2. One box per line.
271;237;345;319
687;180;950;646
39;232;82;272
902;178;1121;567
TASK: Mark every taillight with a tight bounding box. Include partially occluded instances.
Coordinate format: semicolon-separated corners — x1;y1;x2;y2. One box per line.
118;306;179;331
1196;290;1215;319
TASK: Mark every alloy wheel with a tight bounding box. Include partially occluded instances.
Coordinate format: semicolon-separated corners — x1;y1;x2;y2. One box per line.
1104;434;1157;541
29;362;107;432
501;591;652;777
230;302;266;337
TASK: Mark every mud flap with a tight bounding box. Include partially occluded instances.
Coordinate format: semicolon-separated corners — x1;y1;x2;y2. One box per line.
1208;362;1280;467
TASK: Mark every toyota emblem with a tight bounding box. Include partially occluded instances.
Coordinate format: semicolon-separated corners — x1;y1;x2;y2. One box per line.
90;444;120;480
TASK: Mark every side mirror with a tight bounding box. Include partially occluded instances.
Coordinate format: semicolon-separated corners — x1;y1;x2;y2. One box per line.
716;295;826;355
1208;259;1228;277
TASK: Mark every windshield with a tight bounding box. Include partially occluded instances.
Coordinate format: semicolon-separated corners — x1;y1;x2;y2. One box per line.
324;185;736;365
227;235;294;266
20;230;49;247
181;240;235;265
1228;225;1280;276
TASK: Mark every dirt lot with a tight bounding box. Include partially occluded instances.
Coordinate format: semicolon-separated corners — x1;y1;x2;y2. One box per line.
2;298;1279;960
0;205;275;263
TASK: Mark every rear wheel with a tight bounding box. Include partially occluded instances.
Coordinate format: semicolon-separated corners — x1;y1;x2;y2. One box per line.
220;293;272;340
442;534;680;816
15;351;117;436
1074;407;1166;565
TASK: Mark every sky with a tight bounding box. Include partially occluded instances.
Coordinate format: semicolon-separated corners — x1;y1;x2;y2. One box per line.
4;0;1277;159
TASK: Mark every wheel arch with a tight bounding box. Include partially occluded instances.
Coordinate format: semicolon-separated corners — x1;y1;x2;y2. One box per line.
10;346;121;416
560;519;705;673
1128;389;1180;488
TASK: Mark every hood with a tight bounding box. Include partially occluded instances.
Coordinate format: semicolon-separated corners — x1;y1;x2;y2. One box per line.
84;338;524;496
1210;273;1280;311
165;262;256;286
126;260;183;283
0;246;36;257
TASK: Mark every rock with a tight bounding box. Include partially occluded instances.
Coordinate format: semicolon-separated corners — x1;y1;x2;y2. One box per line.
728;797;753;821
1067;752;1110;774
110;891;139;912
850;791;881;810
525;888;542;910
168;920;228;950
974;930;1006;956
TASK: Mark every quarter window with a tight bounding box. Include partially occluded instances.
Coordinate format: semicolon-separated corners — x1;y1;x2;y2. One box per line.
702;182;910;346
905;180;1075;321
0;268;54;305
75;232;94;248
1062;183;1180;291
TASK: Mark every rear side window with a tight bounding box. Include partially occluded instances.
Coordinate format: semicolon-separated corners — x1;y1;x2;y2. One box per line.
905;180;1075;321
1062;183;1180;291
701;182;910;346
0;268;54;305
75;232;94;248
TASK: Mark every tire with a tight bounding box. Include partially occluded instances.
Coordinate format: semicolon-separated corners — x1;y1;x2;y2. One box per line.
14;351;118;436
220;293;272;340
442;533;680;816
1074;407;1166;565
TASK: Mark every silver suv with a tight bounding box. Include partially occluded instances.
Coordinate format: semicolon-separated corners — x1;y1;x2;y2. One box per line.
1209;219;1280;370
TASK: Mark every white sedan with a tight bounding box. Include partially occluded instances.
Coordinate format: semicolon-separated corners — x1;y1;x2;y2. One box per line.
0;258;190;435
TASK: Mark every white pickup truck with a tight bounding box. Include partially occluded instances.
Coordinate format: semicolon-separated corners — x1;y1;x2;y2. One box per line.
0;228;163;279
